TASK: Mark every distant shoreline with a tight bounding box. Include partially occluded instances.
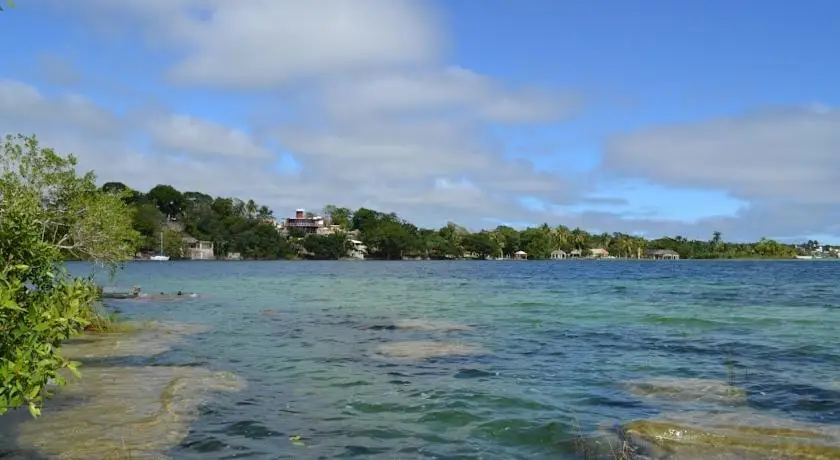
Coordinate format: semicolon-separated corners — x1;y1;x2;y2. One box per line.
122;257;839;262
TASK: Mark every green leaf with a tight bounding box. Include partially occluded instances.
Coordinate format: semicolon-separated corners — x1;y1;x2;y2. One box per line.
27;402;41;418
65;361;82;379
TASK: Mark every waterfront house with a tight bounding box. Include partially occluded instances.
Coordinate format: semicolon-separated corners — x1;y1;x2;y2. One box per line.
569;249;583;258
513;250;528;260
589;248;609;258
182;237;215;260
550;249;568;259
647;249;680;260
279;208;325;235
348;239;367;260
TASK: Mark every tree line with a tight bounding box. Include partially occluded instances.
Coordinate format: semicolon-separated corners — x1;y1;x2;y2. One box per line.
106;182;799;261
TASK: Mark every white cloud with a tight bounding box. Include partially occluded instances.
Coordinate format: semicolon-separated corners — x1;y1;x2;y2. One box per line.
592;106;840;239
0;79;577;228
602;107;840;204
321;67;582;123
145;114;269;158
70;0;442;88
0;79;117;136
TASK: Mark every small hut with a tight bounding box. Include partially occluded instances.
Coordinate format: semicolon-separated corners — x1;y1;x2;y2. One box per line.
551;249;567;259
647;249;680;260
513;250;528;260
589;248;609;258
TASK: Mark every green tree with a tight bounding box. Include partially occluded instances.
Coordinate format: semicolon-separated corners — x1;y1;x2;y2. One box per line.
132;203;165;252
147;184;184;218
101;181;128;194
493;225;521;257
462;232;497;259
324;205;352;229
520;225;554;259
711;231;723;253
302;233;350;259
438;222;467;258
0;134;139;417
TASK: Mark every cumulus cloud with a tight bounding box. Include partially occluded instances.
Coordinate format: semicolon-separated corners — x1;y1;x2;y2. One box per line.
0;78;579;229
601;107;840;204
320;67;583;123
43;0;584;223
145;114;270;159
69;0;442;88
0;79;117;135
590;106;840;240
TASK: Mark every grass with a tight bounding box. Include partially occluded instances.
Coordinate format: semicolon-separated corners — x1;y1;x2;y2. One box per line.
84;311;137;333
81;298;141;334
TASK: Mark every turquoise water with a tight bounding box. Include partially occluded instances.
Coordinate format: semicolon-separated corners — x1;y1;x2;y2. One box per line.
5;260;840;458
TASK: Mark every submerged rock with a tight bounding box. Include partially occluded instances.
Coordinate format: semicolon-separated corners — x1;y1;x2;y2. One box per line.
620;411;840;459
17;366;244;459
60;321;211;360
361;318;472;332
134;293;199;302
395;319;472;332
623;378;747;406
376;340;484;359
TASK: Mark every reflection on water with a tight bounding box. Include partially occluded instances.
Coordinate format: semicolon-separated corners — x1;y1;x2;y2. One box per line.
1;260;838;459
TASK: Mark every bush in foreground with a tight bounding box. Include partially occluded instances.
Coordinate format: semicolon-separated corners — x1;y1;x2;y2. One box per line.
0;134;139;417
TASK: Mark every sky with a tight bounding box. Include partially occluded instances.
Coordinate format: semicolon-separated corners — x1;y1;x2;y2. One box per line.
1;0;838;243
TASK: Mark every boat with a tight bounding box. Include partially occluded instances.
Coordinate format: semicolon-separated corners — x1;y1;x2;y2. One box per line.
149;232;170;261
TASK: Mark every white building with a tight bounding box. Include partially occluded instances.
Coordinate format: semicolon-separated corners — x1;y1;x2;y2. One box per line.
348;239;367;259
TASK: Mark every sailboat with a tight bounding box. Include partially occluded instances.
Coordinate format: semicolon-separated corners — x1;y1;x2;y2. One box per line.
149;231;170;261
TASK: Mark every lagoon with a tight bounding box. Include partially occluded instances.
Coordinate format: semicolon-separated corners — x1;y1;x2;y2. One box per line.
2;260;839;459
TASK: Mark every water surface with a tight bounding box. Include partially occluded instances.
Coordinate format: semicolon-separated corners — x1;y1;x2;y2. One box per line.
3;260;839;459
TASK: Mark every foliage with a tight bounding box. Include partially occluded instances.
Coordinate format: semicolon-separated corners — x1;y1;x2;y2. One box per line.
108;183;292;260
110;179;804;261
302;232;350;260
0;134;138;417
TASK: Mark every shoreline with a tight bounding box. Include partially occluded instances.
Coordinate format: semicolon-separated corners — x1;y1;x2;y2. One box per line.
123;257;840;262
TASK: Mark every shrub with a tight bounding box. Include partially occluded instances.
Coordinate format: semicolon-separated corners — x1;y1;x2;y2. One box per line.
0;134;139;417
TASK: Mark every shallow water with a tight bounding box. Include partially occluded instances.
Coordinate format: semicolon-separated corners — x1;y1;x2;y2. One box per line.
2;260;839;459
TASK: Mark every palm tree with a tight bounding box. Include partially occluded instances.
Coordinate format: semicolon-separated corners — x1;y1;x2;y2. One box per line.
569;228;589;251
553;225;570;250
599;232;612;252
246;199;258;218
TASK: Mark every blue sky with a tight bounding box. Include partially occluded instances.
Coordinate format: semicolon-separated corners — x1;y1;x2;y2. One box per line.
1;1;838;242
